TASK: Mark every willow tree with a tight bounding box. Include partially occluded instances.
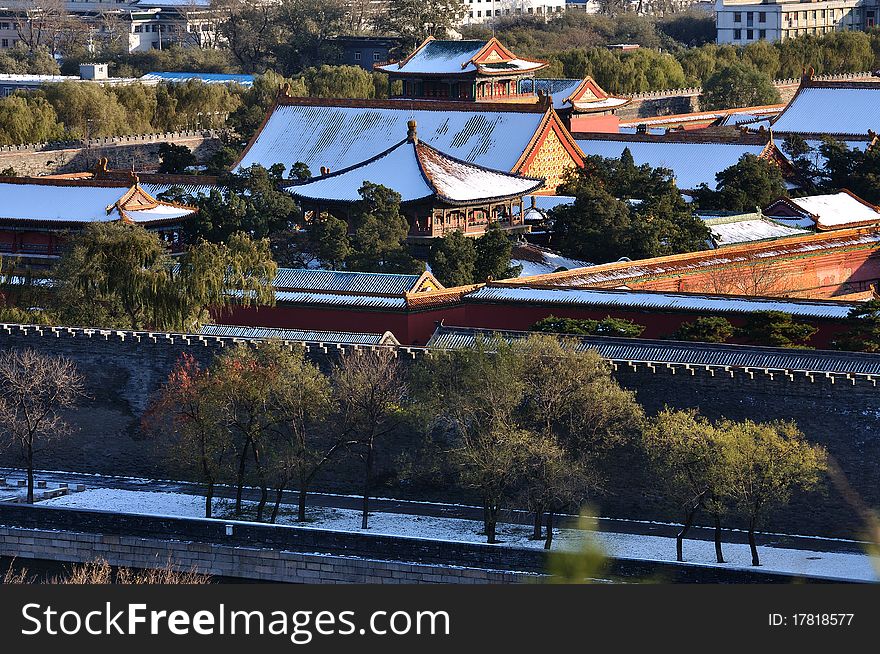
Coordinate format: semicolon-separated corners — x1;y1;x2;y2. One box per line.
53;223;276;331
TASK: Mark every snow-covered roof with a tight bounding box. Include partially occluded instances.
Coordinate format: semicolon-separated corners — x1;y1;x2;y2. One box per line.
573;137;768;190
465;285;854;319
285;127;544;205
140;72;254;86
0;179;196;226
198;324;399;345
765;191;880;230
498;227;880;288
237;99;550;175
523;77;629;112
771;82;880;136
510;243;591;276
377;38;545;76
702;213;811;246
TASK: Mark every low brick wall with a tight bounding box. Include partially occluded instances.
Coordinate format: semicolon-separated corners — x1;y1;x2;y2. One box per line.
0;525;534;584
0;504;836;583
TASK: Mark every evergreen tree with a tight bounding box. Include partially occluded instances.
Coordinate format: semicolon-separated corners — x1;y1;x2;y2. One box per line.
157;143;197;174
346;182;424;273
430;231;477;287
692;154;788;213
474;223;521;282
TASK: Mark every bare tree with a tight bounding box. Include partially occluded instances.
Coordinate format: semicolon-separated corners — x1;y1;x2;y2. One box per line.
0;349;84;503
696;250;792;297
332;348;408;530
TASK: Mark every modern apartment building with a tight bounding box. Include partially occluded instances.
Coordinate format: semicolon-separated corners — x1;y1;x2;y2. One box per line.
461;0;566;24
716;0;880;44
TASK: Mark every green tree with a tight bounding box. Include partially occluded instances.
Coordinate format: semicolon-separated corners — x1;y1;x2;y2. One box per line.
693;154;788;213
53;223;276;331
378;0;467;51
645;409;728;563
42;82;129;138
0;94;64;145
302;64;376;98
532;315;645;338
306;213;351;269
474;223;522;282
158;143;197;174
346;182;424;273
832;300;880;353
673;316;735;343
517;335;643;548
430;230;477;286
553;154;710;262
187;165;300;242
260;342;342;523
701;62;781;111
717;419;826;566
740;311;818;348
817;138;880;205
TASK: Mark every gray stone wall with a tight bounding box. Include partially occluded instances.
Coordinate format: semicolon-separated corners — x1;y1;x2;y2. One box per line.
0;324;877;538
0;131;224;177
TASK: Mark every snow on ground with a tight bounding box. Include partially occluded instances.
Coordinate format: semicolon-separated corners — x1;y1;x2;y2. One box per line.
40;489;878;582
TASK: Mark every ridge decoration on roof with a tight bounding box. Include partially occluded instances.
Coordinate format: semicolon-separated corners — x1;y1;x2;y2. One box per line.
284;121;545;206
376;37;547;76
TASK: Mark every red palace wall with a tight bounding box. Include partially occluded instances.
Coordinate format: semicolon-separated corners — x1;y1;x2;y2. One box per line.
568;114;620;133
620;247;880;299
220;300;850;349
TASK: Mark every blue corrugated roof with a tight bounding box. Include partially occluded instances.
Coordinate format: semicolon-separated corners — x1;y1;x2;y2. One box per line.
427;326;880;375
141;72;254;86
198;324;398;344
273;268;422;295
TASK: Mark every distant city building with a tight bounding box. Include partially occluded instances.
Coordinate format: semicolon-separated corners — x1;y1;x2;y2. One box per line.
716;0;880;44
332;36;402;70
461;0;566;24
0;0;225;54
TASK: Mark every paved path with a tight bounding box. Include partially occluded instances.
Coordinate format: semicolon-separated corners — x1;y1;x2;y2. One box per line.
0;467;868;555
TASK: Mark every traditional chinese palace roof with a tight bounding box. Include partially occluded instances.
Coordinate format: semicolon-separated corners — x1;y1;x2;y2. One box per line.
492;225;880;290
234;96;570;175
284;122;544;206
770;78;880;136
0;177;197;227
764;190;880;231
272;268;443;295
700;212;811;247
572;132;779;191
523;77;630;113
465;285;856;319
376;37;546;77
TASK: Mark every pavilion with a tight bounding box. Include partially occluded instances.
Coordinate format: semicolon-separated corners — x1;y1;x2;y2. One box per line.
284;121;545;240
